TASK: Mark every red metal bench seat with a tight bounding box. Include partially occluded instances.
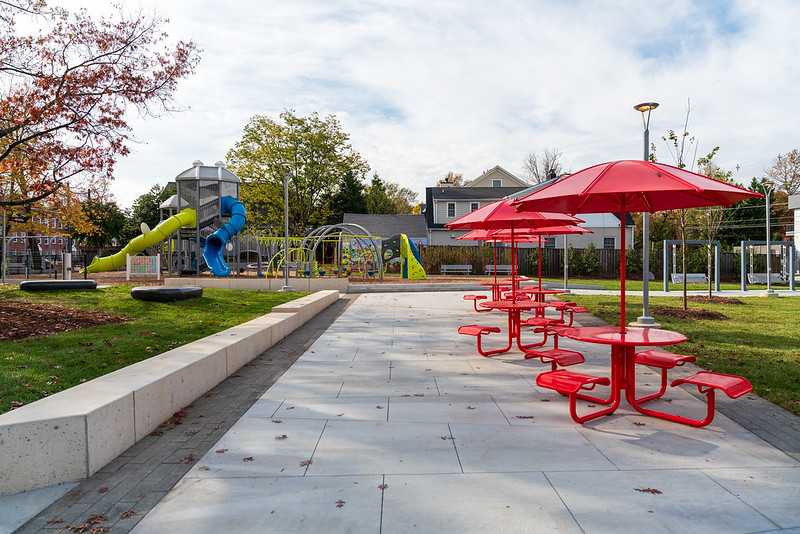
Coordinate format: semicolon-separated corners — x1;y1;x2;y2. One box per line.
536;370;612;423
524;348;585;369
458;325;504;357
634;349;697;403
634;371;753;427
463;294;490;312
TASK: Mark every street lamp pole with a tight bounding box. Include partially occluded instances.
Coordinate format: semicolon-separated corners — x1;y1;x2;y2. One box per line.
1;179;6;285
280;162;293;291
761;181;776;297
633;102;659;327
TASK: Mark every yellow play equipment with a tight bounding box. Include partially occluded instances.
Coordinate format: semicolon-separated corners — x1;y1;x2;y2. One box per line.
83;208;197;274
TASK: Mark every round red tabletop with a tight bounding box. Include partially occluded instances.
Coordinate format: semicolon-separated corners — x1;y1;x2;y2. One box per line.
479;300;548;311
564;326;686;346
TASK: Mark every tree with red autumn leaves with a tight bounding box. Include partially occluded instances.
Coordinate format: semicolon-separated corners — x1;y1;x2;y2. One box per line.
0;1;200;216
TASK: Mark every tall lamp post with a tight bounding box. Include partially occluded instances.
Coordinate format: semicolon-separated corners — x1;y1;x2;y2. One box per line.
1;179;6;285
761;181;776;297
280;162;293;291
633;102;659;327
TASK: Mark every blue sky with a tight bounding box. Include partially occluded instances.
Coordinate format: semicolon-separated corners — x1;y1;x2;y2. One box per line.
63;0;800;209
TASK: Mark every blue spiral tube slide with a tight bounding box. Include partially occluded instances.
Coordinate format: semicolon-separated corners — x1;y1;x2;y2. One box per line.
202;196;247;277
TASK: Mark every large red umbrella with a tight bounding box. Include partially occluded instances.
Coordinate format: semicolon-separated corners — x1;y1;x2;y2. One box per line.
513;160;762;331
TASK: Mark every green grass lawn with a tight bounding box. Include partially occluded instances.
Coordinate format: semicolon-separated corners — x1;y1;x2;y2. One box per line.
0;285;309;414
565;292;800;416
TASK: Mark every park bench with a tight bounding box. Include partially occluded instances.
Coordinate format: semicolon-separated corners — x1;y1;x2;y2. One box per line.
485;264;513;276
441;264;473;275
747;273;786;284
670;273;709;284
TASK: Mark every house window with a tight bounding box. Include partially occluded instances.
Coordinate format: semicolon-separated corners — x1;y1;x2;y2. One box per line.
447;202;456;218
544;237;556;248
470;202;479;212
603;237;616;249
492;179;502;187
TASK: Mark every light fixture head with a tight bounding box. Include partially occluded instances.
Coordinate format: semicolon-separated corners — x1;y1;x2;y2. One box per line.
634;102;659;112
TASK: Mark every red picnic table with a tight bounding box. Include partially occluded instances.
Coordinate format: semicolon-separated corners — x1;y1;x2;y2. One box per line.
476;299;548;354
536;326;686;423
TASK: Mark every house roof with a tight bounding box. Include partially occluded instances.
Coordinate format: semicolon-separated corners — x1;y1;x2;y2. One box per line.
466;165;527;188
342;213;428;239
429;187;527;200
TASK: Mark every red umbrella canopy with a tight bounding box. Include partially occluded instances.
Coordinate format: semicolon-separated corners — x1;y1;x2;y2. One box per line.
512;160;762;214
487;225;592;238
512;160;761;332
446;199;583;231
458;229;542;243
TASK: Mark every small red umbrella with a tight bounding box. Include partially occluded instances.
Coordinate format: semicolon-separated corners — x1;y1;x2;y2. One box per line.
487;225;592;288
513;160;762;331
447;200;582;298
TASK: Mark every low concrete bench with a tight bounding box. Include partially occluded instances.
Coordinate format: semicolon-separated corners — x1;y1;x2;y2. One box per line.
485;264;512;276
670;273;708;284
441;264;473;275
0;289;341;496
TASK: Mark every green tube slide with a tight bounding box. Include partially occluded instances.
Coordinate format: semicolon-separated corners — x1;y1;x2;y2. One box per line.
83;208;197;274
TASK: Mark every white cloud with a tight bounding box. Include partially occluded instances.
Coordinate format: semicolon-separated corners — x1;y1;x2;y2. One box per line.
55;0;800;209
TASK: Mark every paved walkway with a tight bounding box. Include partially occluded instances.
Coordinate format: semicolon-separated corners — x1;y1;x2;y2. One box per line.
9;291;800;533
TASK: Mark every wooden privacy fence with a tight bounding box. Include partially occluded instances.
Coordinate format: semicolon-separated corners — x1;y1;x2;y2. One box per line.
422;245;761;282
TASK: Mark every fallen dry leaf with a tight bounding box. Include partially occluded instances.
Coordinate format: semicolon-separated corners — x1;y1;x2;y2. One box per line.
98;487;108;493
275;434;288;440
120;510;136;519
46;518;63;524
198;466;210;471
243;457;254;462
441;436;454;440
335;499;346;508
272;420;282;423
180;454;195;464
215;448;229;454
378;484;388;490
466;406;476;410
299;459;313;467
635;487;663;494
516;416;535;419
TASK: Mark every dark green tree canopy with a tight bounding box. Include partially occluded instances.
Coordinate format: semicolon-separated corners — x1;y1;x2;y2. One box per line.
324;169;367;225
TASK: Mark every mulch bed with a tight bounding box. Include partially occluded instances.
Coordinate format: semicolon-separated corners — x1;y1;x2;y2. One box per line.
0;302;131;341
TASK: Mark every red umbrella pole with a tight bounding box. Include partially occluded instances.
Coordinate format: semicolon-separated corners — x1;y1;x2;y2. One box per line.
620;204;626;333
538;237;543;289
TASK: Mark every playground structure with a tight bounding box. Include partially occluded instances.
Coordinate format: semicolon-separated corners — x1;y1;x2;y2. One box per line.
246;224;426;281
739;240;796;291
83;161;247;278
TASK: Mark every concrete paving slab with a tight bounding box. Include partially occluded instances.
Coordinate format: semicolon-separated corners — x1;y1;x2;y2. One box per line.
451;423;616;473
272;397;390;422
545;468;781;533
128;476;384;533
387;396;509;425
703;467;800;528
381;473;582;533
306;420;462;476
186;418;327;478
